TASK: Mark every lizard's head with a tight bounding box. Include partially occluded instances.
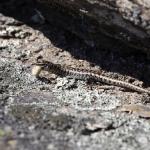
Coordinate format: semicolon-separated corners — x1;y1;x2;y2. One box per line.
31;58;54;77
33;60;55;72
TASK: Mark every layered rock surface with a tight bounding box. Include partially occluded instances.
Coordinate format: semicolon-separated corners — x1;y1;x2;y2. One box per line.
36;0;150;55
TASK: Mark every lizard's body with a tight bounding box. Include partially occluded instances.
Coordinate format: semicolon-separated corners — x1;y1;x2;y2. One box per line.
32;60;150;94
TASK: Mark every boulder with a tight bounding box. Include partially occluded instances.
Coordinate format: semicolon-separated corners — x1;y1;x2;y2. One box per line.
36;0;150;55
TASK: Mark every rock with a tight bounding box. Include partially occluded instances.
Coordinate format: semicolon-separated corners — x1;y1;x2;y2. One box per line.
36;0;150;56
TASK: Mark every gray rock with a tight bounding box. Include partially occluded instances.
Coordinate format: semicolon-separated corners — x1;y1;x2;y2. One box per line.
36;0;150;56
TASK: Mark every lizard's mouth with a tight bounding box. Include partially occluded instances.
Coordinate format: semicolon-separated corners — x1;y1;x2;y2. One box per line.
32;62;46;66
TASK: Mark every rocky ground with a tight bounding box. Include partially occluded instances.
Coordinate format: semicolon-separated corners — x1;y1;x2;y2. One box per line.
1;1;150;150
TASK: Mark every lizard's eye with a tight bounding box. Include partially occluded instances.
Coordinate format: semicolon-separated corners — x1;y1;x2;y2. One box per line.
45;65;49;69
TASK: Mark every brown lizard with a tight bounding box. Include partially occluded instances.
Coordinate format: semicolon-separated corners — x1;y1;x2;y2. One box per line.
32;60;150;95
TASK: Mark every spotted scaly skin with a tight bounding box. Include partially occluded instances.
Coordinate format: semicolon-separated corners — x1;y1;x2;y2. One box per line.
32;60;150;94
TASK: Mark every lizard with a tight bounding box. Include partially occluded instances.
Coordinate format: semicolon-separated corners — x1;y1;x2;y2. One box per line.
32;60;150;95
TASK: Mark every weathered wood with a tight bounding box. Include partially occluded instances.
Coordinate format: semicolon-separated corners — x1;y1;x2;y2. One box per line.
36;0;150;55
